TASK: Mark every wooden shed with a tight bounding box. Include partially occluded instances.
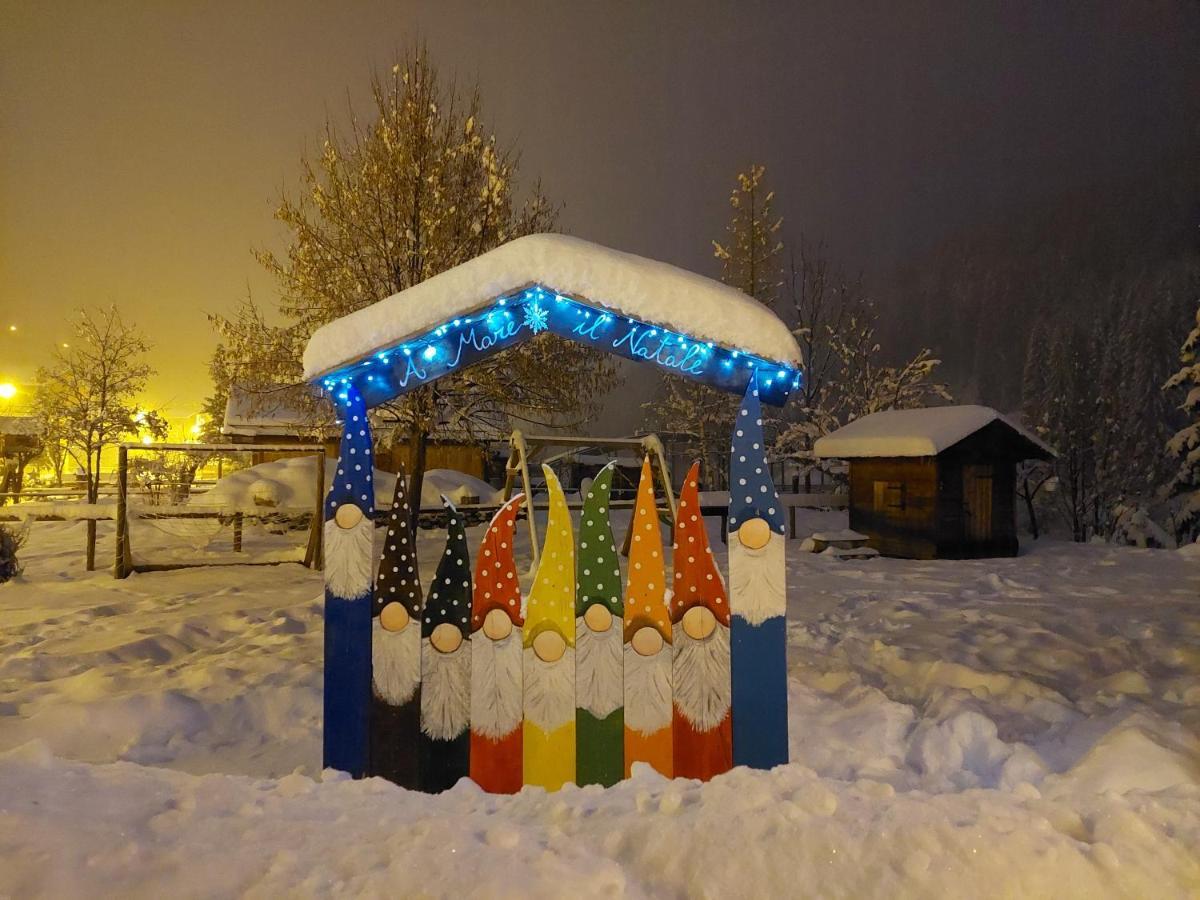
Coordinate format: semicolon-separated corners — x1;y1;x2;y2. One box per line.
814;406;1054;559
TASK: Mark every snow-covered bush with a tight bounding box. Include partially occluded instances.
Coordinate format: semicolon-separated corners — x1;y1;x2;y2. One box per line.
0;522;27;583
1109;504;1173;549
1164;303;1200;545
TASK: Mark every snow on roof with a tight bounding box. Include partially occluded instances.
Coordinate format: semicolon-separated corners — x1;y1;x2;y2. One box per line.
0;415;40;437
813;405;1054;459
302;234;802;380
221;387;323;438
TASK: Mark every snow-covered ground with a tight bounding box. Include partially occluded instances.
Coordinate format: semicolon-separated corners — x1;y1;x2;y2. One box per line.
1;513;1198;898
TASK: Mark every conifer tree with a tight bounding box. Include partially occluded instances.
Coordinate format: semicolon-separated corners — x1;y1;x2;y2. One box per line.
1164;302;1200;544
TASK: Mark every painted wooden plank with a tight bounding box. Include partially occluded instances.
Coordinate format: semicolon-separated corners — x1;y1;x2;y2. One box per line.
522;465;576;791
670;461;733;781
418;498;472;793
574;462;624;787
469;495;526;794
367;466;422;789
728;378;789;770
322;386;375;777
623;457;673;778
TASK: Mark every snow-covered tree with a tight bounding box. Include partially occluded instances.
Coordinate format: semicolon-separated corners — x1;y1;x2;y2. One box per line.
1164;301;1200;544
208;47;616;519
712;164;783;305
34;307;167;569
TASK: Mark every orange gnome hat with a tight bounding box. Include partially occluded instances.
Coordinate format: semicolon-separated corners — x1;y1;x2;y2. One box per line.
471;494;525;631
623;456;672;644
671;462;730;627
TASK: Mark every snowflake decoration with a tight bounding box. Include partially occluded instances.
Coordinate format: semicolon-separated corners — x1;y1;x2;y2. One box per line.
523;301;549;335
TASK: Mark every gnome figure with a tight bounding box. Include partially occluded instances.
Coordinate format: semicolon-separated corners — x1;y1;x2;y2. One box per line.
728;376;789;769
574;462;624;787
418;497;473;793
469;495;525;794
623;456;673;778
522;465;577;791
368;466;423;789
322;386;375;777
670;461;732;780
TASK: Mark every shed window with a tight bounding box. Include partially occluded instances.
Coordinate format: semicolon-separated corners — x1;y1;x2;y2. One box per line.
873;480;906;514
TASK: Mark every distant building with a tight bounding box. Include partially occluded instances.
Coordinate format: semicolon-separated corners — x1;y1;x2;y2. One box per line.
815;406;1054;559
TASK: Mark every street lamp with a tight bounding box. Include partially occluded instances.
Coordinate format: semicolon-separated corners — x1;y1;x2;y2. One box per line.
0;383;15;401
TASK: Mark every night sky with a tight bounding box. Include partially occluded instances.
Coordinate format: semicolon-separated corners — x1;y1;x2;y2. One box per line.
2;1;1196;429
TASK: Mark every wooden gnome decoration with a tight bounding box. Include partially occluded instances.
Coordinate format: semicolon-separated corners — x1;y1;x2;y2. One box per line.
368;466;422;789
468;494;525;794
623;456;673;778
728;376;788;769
418;497;473;793
522;465;577;791
322;385;375;777
574;462;624;787
670;461;733;780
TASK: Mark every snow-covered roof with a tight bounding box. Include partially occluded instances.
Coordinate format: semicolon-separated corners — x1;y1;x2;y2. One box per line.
302;234;801;381
221;388;316;438
0;415;40;437
813;405;1054;459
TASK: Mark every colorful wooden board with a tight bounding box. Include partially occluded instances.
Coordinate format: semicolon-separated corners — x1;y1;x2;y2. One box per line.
623;457;673;778
574;462;624;787
469;495;525;794
728;377;789;769
368;466;422;789
322;386;375;777
670;461;733;780
418;498;472;792
522;465;577;791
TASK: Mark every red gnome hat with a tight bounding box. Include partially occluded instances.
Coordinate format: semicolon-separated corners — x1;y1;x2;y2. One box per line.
671;461;730;628
472;494;525;632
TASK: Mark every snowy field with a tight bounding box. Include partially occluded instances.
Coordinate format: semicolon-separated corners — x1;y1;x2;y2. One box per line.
1;514;1198;898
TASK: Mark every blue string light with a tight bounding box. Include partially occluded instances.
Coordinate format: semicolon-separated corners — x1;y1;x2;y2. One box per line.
318;284;801;408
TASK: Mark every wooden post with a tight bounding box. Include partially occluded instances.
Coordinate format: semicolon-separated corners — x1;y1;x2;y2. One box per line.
114;445;128;579
313;450;325;569
233;512;243;552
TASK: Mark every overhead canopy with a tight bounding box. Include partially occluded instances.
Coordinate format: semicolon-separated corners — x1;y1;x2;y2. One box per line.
814;405;1055;460
303;234;803;409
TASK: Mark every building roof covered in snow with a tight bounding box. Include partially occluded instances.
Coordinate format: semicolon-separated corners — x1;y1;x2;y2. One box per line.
301;234;802;408
814;405;1054;460
0;415;41;437
221;386;330;439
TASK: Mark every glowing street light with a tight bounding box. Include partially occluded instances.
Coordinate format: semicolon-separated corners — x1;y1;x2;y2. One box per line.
0;383;16;400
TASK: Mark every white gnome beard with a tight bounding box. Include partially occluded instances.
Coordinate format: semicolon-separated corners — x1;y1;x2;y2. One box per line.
420;636;471;741
372;618;420;706
623;641;672;736
470;629;522;740
523;645;575;732
671;619;731;731
575;616;623;718
323;516;375;600
728;530;786;625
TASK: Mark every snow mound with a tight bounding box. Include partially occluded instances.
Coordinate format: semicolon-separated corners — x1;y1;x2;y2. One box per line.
197;458;501;513
302;233;802;379
814;405;1052;459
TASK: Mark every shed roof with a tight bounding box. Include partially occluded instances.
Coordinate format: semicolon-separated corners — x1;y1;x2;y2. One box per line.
813;405;1054;460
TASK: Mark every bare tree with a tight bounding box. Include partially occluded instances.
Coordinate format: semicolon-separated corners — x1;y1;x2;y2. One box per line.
34;307;166;569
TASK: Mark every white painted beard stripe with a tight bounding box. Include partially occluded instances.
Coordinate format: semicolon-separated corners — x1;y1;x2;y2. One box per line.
671;620;731;732
324;516;375;600
470;630;523;740
523;646;575;732
420;637;471;741
372;618;420;706
575;617;623;718
623;642;672;736
728;531;786;625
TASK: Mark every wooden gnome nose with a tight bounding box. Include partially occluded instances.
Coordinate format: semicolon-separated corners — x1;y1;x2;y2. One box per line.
334;503;364;529
630;624;664;657
583;602;613;633
735;516;772;550
532;628;567;662
430;622;463;654
482;608;513;641
379;602;410;632
681;605;718;640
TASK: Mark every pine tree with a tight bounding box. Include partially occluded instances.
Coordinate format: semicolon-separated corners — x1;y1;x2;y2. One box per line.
1164;301;1200;544
208;47;617;520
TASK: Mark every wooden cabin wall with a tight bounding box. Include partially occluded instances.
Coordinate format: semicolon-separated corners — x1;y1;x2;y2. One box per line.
373;442;486;483
848;457;939;559
936;451;1019;558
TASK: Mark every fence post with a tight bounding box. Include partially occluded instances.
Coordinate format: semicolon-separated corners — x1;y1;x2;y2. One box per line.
114;445;129;579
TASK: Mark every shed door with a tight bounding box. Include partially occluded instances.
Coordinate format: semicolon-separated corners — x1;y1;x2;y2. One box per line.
963;464;993;541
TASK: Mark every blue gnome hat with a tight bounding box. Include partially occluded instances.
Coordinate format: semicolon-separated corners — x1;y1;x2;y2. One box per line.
326;385;375;523
728;373;784;535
